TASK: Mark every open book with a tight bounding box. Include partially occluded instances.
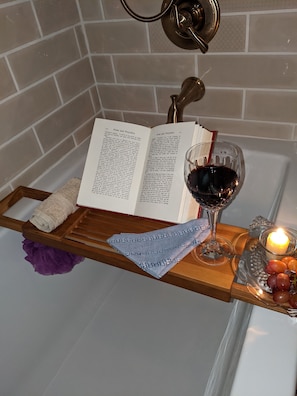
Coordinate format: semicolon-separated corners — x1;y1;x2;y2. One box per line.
77;118;215;223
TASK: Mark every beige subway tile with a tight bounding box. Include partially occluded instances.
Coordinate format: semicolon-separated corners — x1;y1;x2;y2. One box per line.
123;112;166;128
210;15;246;53
92;56;115;83
0;79;60;145
199;118;294;140
102;0;161;20
114;54;195;84
189;89;243;118
220;0;297;13
56;58;95;102
103;110;124;121
98;85;156;112
12;137;76;189
33;0;80;35
101;0;128;19
8;30;80;89
0;3;40;53
0;129;42;185
245;91;297;123
78;0;103;20
35;92;94;152
73;119;94;145
75;26;88;57
249;13;297;52
157;87;243;119
0;58;16;100
90;86;101;113
85;21;148;53
0;0;17;4
199;55;297;89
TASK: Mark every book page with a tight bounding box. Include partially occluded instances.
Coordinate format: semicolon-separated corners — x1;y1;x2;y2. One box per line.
135;122;198;223
77;118;150;214
177;124;215;221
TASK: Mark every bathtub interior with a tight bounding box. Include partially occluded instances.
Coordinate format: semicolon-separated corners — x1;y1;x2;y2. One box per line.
0;136;292;395
1;229;238;396
221;148;289;227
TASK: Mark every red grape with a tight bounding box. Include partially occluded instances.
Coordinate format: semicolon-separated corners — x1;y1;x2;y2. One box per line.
273;290;290;304
281;256;295;265
289;293;297;308
267;274;277;291
264;256;297;309
288;259;297;272
276;273;291;291
265;260;287;274
290;273;297;291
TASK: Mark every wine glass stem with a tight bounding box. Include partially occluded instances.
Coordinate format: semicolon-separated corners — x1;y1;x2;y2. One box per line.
207;210;219;243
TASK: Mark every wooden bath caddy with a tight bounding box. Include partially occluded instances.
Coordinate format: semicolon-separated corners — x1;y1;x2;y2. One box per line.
0;186;286;314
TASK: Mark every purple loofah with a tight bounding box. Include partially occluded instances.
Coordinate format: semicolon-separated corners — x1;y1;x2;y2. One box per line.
22;238;84;275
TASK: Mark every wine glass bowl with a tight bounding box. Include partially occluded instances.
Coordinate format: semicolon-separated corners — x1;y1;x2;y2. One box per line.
184;140;244;265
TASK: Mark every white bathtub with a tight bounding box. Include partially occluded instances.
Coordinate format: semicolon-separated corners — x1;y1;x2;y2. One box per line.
0;136;296;396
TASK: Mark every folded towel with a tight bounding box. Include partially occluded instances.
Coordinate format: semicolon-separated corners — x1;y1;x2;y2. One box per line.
107;218;210;279
30;178;81;233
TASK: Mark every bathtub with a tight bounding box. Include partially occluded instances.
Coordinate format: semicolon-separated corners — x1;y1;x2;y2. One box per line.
1;136;296;396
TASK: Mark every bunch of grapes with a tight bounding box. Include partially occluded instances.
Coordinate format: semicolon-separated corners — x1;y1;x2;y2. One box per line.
265;256;297;307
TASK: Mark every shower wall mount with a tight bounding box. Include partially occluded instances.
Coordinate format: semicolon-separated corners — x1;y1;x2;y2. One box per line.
120;0;220;53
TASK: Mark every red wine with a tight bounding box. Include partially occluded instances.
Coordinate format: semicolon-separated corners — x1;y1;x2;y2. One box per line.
186;165;239;209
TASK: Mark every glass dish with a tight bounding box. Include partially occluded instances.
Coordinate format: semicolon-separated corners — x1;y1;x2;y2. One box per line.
237;229;297;317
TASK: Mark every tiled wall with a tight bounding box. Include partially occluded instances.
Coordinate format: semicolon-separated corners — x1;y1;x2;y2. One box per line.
1;0;297;198
91;0;297;137
0;0;101;199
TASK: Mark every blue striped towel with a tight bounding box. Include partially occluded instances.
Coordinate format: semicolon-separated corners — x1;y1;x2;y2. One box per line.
107;219;210;279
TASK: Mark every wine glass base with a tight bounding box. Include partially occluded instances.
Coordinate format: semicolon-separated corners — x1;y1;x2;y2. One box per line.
192;236;234;266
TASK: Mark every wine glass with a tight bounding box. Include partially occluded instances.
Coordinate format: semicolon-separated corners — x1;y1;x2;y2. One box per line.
184;140;244;265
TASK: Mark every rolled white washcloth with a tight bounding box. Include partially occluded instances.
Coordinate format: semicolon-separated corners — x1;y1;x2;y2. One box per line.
30;178;81;233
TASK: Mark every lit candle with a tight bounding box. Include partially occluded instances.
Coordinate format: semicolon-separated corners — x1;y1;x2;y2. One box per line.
266;228;290;255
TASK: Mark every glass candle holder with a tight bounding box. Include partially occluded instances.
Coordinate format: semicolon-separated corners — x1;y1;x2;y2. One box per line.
259;227;296;261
